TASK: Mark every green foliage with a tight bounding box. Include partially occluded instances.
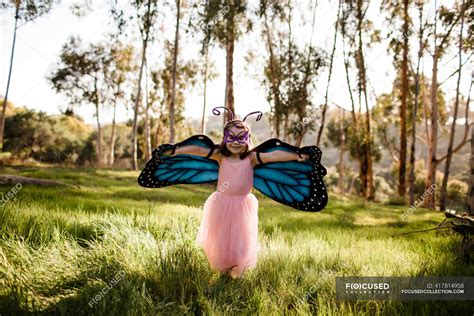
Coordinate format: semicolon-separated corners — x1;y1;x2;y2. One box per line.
4;109;91;163
325;115;351;148
195;0;250;49
145;40;199;151
0;0;54;22
385;194;408;206
447;179;468;210
347;121;382;163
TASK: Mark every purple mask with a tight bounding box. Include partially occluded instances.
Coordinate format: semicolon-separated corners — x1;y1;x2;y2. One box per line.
223;130;250;144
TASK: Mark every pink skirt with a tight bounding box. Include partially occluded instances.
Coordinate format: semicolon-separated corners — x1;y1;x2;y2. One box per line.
196;191;259;277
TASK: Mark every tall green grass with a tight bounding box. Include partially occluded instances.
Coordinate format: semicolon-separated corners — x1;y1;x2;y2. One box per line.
0;166;472;315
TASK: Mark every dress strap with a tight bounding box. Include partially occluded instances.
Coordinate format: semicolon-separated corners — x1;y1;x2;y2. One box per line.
256;152;264;165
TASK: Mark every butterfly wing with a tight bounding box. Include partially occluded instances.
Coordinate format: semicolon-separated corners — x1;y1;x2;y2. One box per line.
252;138;328;212
137;134;219;188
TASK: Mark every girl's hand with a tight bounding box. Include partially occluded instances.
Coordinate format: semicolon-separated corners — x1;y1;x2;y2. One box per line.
154;144;176;158
297;153;310;162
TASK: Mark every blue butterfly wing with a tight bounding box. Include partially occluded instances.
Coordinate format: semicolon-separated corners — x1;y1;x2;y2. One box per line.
138;134;219;188
253;138;328;212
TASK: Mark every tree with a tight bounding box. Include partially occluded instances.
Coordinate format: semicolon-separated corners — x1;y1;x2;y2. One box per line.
259;0;285;138
468;126;474;215
340;0;379;199
424;0;471;209
439;0;473;211
103;41;135;165
316;0;341;147
0;0;54;152
198;0;250;123
49;37;114;166
409;0;427;206
169;0;181;143
149;41;198;153
325;108;350;193
340;2;365;197
355;0;375;200
130;0;160;170
381;0;412;198
259;0;324;145
198;43;219;134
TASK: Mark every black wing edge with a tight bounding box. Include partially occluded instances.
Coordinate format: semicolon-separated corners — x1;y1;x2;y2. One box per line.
252;138;328;212
137;134;219;188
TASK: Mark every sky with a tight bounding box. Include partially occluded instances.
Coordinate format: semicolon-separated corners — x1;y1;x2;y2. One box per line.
0;0;471;126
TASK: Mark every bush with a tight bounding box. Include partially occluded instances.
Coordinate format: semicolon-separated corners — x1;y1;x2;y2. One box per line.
446;179;468;210
385;195;407;206
4;109;91;163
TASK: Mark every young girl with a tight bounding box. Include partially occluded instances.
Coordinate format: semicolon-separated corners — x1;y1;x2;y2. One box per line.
161;108;309;278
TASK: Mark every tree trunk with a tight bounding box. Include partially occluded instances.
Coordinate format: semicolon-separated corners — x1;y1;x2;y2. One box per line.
468;126;474;215
357;0;374;200
398;0;409;197
145;100;151;161
409;3;424;206
144;57;151;161
94;78;102;167
317;0;340;146
295;132;304;147
169;0;180;143
109;101;117;166
263;8;281;139
440;0;465;211
131;38;147;170
154;103;164;148
224;11;235;123
0;8;19;152
286;1;292;143
424;49;439;209
338;108;345;193
131;0;153;170
201;44;209;134
342;14;366;197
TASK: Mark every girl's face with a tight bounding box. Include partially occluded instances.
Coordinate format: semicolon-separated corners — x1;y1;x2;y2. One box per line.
224;125;249;155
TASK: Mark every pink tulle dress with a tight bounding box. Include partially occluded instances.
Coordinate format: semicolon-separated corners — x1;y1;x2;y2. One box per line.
196;154;259;278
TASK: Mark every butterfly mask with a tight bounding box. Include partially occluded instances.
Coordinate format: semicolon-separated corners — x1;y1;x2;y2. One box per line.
223;129;250;144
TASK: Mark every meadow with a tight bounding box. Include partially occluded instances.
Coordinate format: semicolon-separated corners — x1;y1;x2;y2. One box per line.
0;166;472;315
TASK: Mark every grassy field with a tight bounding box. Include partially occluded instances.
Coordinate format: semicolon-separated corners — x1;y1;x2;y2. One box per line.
0;166;473;315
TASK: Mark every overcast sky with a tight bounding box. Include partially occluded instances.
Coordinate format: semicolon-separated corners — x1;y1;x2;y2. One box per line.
0;0;470;126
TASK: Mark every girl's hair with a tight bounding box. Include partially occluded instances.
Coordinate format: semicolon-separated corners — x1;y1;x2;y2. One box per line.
217;120;254;159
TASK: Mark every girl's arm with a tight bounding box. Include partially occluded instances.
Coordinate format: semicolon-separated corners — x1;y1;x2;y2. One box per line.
163;145;221;161
253;149;309;164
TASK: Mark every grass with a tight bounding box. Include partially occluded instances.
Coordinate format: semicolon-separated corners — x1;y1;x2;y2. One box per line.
0;166;472;315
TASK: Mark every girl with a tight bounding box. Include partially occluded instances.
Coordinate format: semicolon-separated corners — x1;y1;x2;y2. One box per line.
161;108;309;278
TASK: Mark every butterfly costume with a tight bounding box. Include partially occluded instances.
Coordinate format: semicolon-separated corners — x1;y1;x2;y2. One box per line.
138;107;328;277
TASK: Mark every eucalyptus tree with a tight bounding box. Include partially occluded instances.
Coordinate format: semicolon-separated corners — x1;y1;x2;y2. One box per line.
423;0;471;208
198;0;250;123
0;0;54;151
130;0;161;170
49;37;111;166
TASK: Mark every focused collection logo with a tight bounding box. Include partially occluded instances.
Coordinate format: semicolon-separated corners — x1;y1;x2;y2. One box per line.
344;282;390;294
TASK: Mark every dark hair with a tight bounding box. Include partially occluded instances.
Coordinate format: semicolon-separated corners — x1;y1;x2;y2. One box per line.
217;120;253;159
